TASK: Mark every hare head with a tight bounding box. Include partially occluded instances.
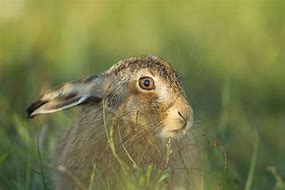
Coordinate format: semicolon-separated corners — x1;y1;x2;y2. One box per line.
27;56;193;139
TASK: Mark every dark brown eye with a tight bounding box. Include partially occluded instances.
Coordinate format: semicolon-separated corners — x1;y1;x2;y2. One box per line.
138;77;155;90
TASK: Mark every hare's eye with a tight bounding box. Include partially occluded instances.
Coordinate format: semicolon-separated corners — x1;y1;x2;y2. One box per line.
138;77;155;90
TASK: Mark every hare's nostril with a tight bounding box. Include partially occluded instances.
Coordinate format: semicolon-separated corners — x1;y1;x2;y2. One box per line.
178;111;187;129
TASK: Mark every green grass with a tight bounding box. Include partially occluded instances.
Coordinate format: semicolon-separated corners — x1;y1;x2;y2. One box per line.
1;0;285;189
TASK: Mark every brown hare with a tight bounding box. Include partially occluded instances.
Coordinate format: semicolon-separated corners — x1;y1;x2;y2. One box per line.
27;56;202;190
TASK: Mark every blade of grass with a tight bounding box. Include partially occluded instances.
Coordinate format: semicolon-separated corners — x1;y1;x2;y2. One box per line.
245;130;259;190
36;128;49;190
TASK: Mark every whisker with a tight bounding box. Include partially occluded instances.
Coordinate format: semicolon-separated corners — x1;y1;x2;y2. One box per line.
123;127;156;147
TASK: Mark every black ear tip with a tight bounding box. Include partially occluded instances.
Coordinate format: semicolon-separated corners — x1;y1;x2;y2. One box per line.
26;113;34;119
26;106;35;119
26;100;47;119
26;110;35;119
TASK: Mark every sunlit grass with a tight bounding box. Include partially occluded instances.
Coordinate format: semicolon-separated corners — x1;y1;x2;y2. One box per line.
1;0;285;189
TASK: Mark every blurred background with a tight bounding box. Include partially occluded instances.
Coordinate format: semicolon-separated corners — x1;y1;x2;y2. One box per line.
0;0;285;189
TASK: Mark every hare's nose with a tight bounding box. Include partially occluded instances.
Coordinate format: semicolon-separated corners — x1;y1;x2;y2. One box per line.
171;95;193;130
178;111;188;129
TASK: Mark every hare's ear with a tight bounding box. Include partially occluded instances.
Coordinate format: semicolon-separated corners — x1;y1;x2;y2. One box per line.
27;75;109;118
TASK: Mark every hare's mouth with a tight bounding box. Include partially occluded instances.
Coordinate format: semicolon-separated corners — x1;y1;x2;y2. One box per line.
159;117;193;139
159;125;190;138
159;129;186;139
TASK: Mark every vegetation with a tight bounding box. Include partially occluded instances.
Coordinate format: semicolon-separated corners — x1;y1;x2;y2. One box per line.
0;1;285;189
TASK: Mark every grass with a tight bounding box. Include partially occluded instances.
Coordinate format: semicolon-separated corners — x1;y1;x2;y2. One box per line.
245;130;258;190
1;0;285;189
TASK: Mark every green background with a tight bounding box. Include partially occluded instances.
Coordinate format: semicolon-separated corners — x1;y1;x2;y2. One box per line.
0;1;285;189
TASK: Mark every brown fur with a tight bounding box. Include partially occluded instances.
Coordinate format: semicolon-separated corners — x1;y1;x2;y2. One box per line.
28;56;203;189
53;104;202;190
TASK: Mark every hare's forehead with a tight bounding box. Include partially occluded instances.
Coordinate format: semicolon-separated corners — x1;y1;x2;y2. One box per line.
131;68;166;82
104;56;183;94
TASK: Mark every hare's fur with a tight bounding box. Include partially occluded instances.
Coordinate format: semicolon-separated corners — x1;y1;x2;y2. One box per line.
28;56;202;189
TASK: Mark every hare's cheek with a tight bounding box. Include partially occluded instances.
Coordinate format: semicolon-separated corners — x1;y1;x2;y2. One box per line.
105;94;123;110
160;111;186;134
